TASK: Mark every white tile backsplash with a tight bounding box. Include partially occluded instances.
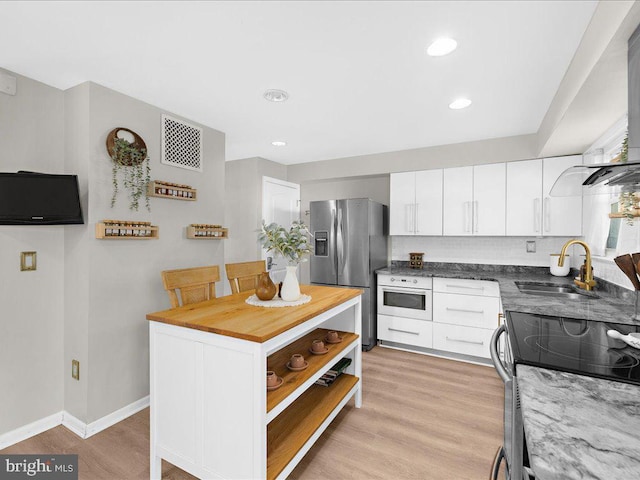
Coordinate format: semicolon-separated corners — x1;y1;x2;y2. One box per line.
392;236;583;269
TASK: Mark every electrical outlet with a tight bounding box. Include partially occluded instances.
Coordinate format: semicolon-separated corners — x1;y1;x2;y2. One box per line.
526;241;536;253
72;360;80;380
20;251;37;271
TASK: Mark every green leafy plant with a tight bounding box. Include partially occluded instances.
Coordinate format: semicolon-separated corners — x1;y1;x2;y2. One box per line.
258;220;312;265
619;191;638;225
111;137;151;211
621;132;629;163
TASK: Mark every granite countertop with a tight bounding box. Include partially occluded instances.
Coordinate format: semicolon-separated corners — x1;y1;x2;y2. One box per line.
517;365;640;480
377;263;640;326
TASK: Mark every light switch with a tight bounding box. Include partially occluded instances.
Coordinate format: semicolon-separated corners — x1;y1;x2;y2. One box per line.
20;251;37;271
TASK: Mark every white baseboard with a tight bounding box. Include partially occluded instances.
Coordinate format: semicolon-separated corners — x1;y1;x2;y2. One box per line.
1;395;150;448
0;411;63;450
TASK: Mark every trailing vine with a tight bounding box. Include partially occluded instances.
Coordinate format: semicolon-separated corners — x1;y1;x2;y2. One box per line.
110;137;151;211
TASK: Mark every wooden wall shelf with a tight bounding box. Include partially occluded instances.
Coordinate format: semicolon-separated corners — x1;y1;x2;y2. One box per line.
609;213;640;219
147;180;196;201
96;220;159;239
187;224;228;239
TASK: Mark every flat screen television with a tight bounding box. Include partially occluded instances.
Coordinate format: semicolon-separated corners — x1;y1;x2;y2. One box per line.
0;171;84;225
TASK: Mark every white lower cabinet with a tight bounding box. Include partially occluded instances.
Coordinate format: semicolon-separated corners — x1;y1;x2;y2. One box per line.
377;314;433;348
432;277;501;359
432;323;495;358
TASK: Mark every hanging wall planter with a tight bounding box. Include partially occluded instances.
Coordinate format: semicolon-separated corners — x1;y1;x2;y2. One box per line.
106;127;151;212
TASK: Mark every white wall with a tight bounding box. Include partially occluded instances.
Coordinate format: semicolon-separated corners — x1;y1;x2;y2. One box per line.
0;69;65;434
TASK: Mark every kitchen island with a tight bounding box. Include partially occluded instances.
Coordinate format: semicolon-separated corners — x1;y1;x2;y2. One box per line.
146;284;363;480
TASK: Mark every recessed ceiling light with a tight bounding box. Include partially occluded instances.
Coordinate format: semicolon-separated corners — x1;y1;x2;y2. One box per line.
272;141;287;147
449;98;472;110
427;37;457;57
263;89;289;102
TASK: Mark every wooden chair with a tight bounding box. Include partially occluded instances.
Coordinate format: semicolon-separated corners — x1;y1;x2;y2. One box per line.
161;265;220;308
225;260;266;294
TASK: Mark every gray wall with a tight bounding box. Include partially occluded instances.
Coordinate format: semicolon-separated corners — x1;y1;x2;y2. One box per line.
0;69;65;434
65;82;226;423
224;157;287;294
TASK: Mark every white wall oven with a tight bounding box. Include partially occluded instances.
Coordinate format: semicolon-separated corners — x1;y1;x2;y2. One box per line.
377;275;432;321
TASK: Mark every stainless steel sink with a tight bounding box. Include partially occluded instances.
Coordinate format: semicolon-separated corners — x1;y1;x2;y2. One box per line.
515;281;599;300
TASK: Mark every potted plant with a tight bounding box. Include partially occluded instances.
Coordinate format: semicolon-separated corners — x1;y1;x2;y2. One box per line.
106;128;151;212
619;191;640;225
258;220;312;301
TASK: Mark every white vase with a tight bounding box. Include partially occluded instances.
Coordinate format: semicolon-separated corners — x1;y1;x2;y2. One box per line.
280;265;301;302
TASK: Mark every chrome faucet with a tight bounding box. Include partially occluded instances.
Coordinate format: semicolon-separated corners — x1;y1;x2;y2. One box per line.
558;240;596;291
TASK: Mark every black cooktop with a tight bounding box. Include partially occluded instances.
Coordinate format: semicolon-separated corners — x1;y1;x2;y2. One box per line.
506;311;640;385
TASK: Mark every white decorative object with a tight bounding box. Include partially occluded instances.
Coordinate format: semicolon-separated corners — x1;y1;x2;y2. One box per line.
607;329;640;349
245;294;311;308
550;254;570;276
281;265;301;301
161;114;203;172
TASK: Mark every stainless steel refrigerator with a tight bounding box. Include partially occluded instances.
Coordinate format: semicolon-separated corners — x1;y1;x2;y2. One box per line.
310;198;388;350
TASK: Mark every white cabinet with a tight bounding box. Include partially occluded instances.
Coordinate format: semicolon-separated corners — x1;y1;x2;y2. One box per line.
443;167;473;235
377;314;433;348
432;278;500;359
506;156;582;236
474;163;506;235
542;156;583;236
443;164;506;236
390;170;443;235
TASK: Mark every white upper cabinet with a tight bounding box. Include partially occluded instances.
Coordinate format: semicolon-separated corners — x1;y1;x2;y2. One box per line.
415;169;443;235
443;166;474;235
390;171;416;235
390;169;443;235
473;163;506;236
506;159;543;236
542;155;583;236
506;156;582;236
443;164;505;236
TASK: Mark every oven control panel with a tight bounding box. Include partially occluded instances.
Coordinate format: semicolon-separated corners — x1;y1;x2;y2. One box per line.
377;274;432;289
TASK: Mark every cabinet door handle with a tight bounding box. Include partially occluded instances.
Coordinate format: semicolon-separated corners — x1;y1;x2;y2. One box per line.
473;200;478;233
544;197;550;232
445;284;485;291
446;307;485;314
534;198;541;232
446;336;484;345
415;203;420;233
388;327;420;336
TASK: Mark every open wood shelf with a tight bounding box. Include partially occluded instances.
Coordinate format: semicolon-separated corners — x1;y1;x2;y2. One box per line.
147;180;196;201
187;224;228;239
609;212;640;219
267;374;359;480
266;328;358;413
95;221;159;239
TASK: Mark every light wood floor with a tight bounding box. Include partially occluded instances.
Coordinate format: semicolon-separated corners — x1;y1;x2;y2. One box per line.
1;347;504;479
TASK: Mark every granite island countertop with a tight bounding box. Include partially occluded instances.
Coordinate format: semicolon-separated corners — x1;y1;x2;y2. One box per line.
377;263;640;326
517;365;640;480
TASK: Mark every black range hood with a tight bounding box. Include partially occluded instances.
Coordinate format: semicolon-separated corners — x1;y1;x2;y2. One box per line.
551;22;640;197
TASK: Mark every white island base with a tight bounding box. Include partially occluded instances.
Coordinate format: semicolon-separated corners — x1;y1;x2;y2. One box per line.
147;285;363;480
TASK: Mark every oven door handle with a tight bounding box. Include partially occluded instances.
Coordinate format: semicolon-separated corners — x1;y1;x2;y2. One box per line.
381;287;429;296
490;324;511;383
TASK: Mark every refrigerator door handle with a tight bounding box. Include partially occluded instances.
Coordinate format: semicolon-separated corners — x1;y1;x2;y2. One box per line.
337;207;345;275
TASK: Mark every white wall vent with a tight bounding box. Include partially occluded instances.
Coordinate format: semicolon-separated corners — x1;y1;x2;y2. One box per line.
161;114;203;172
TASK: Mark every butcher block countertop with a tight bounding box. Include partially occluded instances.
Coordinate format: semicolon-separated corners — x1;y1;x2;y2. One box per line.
146;284;362;343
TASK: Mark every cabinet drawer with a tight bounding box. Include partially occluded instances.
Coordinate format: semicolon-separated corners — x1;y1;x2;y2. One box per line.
433;277;500;297
433;293;500;329
378;314;433;348
432;323;493;358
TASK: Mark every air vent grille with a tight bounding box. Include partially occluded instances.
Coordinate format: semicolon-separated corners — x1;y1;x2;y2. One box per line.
161;115;203;172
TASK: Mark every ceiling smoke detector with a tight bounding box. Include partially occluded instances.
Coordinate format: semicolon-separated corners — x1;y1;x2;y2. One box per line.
263;89;289;102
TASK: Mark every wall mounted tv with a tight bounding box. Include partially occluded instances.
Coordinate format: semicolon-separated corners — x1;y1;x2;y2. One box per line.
0;171;84;225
